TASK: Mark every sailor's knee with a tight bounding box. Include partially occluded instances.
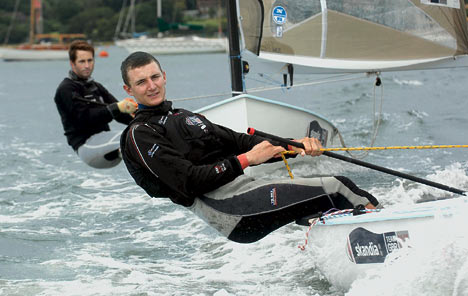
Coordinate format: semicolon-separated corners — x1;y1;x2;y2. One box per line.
334;176;355;187
321;176;349;193
327;176;379;208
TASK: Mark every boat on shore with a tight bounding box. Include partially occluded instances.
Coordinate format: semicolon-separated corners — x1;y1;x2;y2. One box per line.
114;0;227;55
1;0;86;62
115;35;227;55
1;33;86;62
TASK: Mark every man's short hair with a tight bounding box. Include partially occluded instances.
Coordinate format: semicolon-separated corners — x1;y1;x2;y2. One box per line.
69;40;94;62
121;51;162;86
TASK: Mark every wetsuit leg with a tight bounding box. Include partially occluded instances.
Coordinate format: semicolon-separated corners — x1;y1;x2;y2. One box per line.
190;176;380;243
334;176;380;207
77;130;122;169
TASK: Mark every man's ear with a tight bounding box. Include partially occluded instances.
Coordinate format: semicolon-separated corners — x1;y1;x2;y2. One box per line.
123;84;132;96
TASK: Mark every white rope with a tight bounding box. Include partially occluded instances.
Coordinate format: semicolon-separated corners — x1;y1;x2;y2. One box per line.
341;73;384;159
248;73;368;94
172;91;231;102
172;73;368;102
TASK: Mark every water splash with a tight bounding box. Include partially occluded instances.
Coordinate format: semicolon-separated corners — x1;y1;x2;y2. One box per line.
393;78;423;86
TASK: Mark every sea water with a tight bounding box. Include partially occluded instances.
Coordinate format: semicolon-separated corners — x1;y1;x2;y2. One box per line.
0;45;467;295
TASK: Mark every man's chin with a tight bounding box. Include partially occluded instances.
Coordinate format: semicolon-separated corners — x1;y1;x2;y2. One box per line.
148;98;165;106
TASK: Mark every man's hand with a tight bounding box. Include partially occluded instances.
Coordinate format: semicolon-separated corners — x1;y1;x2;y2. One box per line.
245;141;286;166
117;98;138;114
291;137;323;157
365;203;376;209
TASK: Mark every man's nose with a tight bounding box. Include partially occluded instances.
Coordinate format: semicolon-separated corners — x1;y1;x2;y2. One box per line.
147;79;157;89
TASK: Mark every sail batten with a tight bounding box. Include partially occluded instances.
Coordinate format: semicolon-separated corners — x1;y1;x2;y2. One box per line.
239;0;468;73
320;0;327;58
257;52;468;73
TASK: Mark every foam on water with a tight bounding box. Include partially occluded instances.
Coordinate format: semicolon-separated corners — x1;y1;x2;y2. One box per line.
2;154;331;295
372;162;468;206
2;49;468;295
392;78;424;86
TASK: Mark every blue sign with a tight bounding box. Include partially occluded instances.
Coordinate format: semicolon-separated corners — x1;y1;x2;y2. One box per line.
272;6;287;25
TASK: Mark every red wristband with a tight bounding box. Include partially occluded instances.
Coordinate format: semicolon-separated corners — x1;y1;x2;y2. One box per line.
237;154;249;170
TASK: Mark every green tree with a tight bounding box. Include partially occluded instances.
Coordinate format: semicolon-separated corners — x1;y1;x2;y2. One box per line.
44;0;83;25
134;1;158;33
0;0;30;43
0;0;226;44
42;0;83;34
67;7;116;41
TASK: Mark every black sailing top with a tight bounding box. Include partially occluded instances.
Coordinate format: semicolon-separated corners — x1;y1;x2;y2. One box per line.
120;100;289;207
54;71;133;150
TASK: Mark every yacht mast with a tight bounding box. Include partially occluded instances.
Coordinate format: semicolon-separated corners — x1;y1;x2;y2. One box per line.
226;0;244;96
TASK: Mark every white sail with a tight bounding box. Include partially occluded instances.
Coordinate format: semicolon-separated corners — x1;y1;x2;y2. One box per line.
238;0;468;73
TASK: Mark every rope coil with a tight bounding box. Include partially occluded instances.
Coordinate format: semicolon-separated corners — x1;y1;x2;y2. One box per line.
298;208;382;250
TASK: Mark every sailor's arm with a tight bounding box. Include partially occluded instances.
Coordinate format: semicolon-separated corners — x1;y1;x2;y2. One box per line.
243;141;286;166
55;83;114;128
210;123;291;168
127;124;245;203
288;137;377;209
240;137;318;168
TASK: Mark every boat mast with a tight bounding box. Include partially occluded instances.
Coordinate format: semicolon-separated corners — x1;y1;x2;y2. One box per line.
157;0;162;18
3;0;21;45
29;0;43;44
29;0;35;44
226;0;244;96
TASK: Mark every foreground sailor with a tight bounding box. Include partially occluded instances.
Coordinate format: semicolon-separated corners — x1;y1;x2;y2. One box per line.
120;52;381;243
54;40;137;168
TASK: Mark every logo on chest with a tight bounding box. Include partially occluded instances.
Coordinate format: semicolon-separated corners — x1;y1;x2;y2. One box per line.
185;115;203;126
185;115;207;132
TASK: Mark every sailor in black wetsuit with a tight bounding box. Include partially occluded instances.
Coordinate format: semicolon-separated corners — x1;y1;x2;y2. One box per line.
54;40;137;168
119;52;381;243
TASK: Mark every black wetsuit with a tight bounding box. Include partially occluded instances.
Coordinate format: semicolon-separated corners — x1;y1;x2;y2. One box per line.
120;100;278;206
120;101;378;243
120;101;380;243
54;71;133;150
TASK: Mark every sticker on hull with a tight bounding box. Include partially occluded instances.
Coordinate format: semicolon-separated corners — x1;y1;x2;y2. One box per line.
347;227;409;264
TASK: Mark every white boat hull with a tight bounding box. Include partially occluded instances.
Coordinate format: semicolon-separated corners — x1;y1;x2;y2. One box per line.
116;36;228;55
195;94;340;174
196;94;338;143
306;197;468;290
0;48;68;61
